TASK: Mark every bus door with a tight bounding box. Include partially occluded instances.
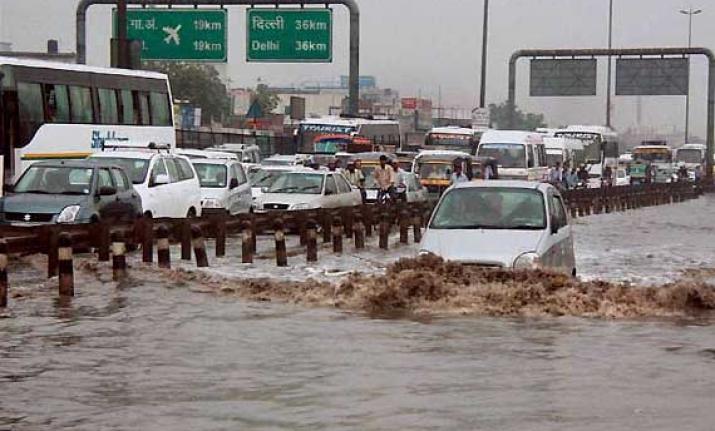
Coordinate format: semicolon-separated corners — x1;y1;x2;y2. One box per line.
0;73;17;189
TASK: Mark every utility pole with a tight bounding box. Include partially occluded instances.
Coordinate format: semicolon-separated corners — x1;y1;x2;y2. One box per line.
680;7;702;144
116;0;128;68
605;0;613;128
479;0;489;109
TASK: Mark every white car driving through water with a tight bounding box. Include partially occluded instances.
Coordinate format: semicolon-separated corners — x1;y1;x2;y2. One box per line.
191;158;253;216
254;169;362;212
419;181;576;275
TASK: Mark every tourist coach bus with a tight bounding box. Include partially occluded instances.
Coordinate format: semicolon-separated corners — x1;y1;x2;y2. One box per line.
0;57;174;185
295;116;401;154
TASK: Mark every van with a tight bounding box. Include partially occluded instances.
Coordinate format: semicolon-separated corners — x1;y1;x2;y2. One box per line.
543;137;585;169
476;130;548;181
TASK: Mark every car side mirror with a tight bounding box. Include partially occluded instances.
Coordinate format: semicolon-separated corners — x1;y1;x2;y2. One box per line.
243;157;252;163
261;186;269;193
152;174;170;187
551;218;561;234
3;183;13;193
325;188;335;196
229;178;239;190
98;185;117;196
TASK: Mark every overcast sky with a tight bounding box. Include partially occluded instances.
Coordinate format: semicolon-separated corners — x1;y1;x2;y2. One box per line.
0;0;710;137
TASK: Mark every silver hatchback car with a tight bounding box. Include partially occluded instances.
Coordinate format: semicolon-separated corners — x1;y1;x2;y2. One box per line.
419;181;576;275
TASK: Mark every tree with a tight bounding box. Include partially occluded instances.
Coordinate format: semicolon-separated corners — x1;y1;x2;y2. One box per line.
145;62;231;124
252;83;280;115
488;101;547;130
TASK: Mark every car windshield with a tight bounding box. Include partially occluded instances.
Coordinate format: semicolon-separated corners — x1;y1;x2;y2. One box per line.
675;149;702;164
249;168;286;187
478;143;527;169
193;163;228;188
267;172;324;194
430;187;546;230
92;157;149;184
416;162;453;180
14;166;94;195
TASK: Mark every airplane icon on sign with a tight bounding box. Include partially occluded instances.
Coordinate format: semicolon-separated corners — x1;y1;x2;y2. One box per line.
163;25;182;45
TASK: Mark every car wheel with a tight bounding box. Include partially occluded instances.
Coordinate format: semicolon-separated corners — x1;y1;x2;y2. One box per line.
186;208;197;218
143;211;153;219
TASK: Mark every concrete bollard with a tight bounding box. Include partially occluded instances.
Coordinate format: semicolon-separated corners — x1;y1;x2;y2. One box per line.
142;215;154;263
306;219;318;263
399;210;410;244
342;207;354;238
332;216;344;254
180;219;192;261
191;225;209;268
112;231;127;281
156;224;171;269
362;205;373;237
297;212;308;247
274;219;288;267
354;212;366;250
214;214;227;258
98;221;110;262
322;211;333;244
0;241;8;308
412;208;422;243
47;227;59;279
379;213;390;250
241;221;253;264
249;216;258;254
58;233;74;296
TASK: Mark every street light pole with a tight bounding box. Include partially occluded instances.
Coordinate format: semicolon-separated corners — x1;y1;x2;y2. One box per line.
680;7;702;144
116;0;127;68
479;0;489;109
605;0;613;128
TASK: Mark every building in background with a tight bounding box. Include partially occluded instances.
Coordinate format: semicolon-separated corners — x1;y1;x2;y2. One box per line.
0;39;76;63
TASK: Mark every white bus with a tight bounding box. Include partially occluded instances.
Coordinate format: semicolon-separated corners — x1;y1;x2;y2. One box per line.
295;116;401;154
0;56;174;184
423;126;485;154
476;130;548;181
553;125;619;177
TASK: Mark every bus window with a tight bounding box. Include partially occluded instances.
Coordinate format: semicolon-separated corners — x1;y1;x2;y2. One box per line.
43;84;70;123
527;145;535;168
118;89;136;125
98;88;119;124
150;92;171;126
135;91;151;125
17;82;44;145
69;86;93;123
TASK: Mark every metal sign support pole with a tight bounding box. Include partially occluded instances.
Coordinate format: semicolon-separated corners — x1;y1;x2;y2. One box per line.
76;0;360;114
507;47;715;182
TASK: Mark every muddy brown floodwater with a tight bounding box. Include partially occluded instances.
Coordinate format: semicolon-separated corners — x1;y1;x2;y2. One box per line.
2;196;715;430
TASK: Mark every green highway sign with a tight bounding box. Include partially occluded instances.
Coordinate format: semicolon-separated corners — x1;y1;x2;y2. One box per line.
115;9;227;62
246;9;332;63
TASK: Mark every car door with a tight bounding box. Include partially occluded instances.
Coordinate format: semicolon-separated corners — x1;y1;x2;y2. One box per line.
175;156;202;217
334;174;355;207
546;191;574;273
231;163;252;214
146;157;173;217
111;167;140;220
95;167;120;221
323;174;340;208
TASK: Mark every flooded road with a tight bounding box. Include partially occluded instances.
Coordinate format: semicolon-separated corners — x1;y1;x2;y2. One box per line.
3;196;715;430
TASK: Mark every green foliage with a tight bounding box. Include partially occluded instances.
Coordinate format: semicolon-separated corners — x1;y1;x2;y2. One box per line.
145;62;231;124
252;83;280;115
489;101;547;130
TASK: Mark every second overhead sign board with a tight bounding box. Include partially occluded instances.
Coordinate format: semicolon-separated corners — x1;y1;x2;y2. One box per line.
246;8;333;62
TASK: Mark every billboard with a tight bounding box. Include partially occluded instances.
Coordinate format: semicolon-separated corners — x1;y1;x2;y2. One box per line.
529;59;597;97
615;58;689;96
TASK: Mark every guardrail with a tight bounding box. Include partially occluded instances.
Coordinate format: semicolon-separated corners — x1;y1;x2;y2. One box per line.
0;182;703;308
561;182;701;218
0;201;433;308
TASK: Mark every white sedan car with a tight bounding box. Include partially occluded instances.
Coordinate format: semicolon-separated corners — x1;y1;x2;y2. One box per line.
254;169;362;212
420;181;576;275
191;158;253;216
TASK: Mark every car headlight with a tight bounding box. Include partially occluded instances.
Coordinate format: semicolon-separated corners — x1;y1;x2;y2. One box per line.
290;203;312;210
202;198;222;209
57;205;82;223
513;252;541;270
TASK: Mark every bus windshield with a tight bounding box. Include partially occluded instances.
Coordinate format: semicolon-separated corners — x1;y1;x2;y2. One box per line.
633;149;672;163
545;152;563;167
477;143;526;169
675;149;702;164
426;133;473;149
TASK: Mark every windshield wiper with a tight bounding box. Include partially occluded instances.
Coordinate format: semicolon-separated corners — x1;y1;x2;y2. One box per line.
59;191;87;195
269;186;299;193
17;189;49;194
298;186;320;192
